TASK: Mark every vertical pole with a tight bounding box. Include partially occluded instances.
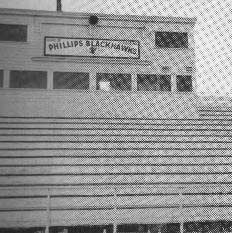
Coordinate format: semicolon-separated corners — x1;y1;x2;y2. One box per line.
46;189;50;233
57;0;62;12
113;223;117;233
179;191;184;233
180;221;184;233
113;188;117;233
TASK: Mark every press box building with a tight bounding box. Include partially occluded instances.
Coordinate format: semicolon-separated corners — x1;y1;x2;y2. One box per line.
0;6;232;233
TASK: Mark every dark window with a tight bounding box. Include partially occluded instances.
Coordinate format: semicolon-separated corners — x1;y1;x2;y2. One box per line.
0;70;3;87
159;75;172;91
53;72;89;89
176;75;192;92
184;221;232;233
97;73;131;91
10;71;47;89
137;74;171;91
118;224;148;232
50;225;113;233
155;31;188;48
0;24;27;42
137;74;158;91
166;223;180;233
0;227;45;233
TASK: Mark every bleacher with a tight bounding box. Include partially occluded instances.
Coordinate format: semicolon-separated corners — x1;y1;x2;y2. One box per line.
0;108;231;228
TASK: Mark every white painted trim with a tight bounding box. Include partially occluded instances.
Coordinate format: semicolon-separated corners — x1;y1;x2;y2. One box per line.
31;57;152;66
3;69;9;88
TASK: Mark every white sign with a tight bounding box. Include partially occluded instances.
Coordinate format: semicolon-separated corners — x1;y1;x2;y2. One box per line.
44;37;140;59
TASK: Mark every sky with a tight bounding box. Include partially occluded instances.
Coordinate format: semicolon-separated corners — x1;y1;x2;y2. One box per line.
0;0;231;96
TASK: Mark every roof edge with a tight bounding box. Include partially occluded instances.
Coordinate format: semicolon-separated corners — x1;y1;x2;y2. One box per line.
0;8;197;24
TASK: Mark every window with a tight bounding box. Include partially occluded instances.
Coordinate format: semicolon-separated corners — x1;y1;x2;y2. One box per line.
118;224;148;233
10;71;47;89
50;225;113;233
53;72;89;90
96;73;131;91
0;227;45;233
166;223;180;233
184;221;232;233
155;31;188;48
137;74;171;91
0;24;27;42
176;75;192;92
0;70;3;87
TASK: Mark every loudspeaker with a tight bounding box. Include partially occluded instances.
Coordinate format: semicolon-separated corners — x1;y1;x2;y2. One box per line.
89;15;99;25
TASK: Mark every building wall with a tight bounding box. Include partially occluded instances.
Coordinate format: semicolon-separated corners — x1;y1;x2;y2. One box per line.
0;9;197;119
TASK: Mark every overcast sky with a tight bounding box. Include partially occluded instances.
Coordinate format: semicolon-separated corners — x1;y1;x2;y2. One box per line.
0;0;231;96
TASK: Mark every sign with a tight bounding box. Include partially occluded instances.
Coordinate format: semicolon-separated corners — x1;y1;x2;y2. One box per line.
44;37;140;59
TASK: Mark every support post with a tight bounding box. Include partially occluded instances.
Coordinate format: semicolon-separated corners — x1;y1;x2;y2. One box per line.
47;70;53;90
3;69;9;88
179;191;184;233
180;221;184;233
171;73;177;93
131;73;137;92
46;190;51;233
113;188;117;233
90;71;96;91
113;223;117;233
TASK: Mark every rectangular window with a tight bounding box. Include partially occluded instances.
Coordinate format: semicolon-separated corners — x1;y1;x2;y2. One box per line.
0;70;3;87
137;74;171;91
0;227;45;233
10;71;47;89
155;31;188;48
53;72;89;89
96;73;131;91
159;75;171;91
176;75;193;92
0;24;27;42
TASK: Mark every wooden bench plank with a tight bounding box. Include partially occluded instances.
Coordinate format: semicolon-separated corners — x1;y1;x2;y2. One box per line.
0;142;231;150
0;174;232;186
1;129;231;136
0;156;231;166
0;164;231;175
0;149;231;157
1;135;231;142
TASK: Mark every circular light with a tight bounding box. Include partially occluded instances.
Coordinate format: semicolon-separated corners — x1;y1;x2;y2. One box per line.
89;15;99;25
